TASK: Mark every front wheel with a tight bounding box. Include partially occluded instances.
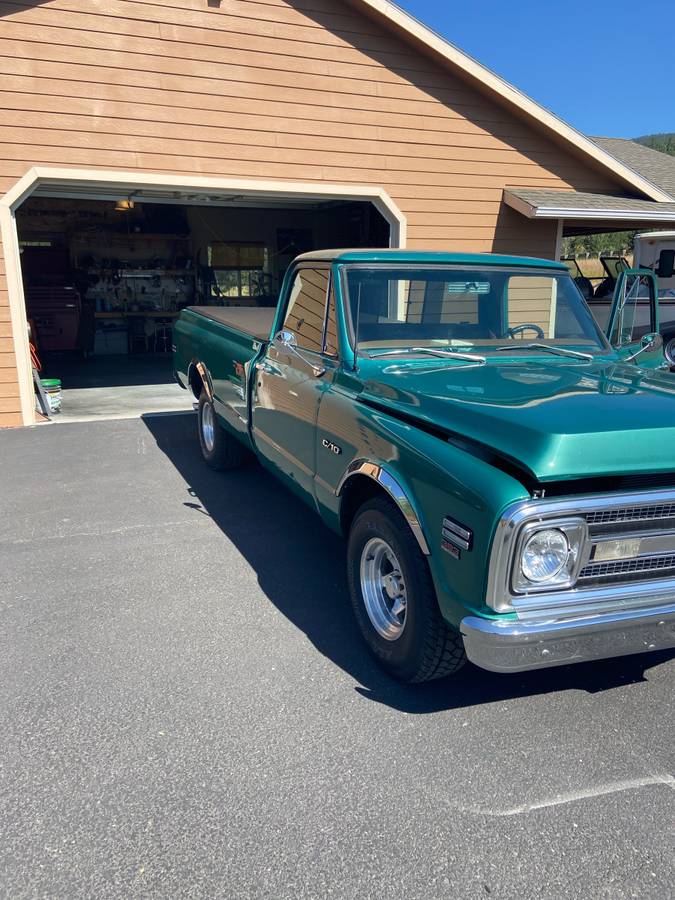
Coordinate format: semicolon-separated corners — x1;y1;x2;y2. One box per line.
347;497;466;683
197;390;247;470
663;334;675;367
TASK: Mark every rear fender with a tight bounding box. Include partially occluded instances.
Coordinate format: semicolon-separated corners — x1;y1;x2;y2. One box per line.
188;360;214;401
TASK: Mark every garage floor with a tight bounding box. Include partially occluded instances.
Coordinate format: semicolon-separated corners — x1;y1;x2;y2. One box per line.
1;414;673;898
41;355;194;422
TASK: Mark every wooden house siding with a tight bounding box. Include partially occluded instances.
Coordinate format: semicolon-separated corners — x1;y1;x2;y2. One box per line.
0;0;628;424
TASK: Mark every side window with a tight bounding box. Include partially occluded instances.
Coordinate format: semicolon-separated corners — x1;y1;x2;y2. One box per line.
283;268;330;353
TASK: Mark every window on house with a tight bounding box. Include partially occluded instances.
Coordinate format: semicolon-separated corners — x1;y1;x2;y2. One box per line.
208;242;268;300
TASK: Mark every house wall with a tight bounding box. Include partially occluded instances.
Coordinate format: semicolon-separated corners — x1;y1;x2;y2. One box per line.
0;0;629;425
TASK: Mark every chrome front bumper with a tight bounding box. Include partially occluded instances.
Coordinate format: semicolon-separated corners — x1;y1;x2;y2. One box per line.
460;603;675;673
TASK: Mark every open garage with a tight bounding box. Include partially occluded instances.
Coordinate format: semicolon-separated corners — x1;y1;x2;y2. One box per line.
12;176;393;422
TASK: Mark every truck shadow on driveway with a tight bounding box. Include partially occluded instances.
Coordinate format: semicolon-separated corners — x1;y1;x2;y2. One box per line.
144;413;673;713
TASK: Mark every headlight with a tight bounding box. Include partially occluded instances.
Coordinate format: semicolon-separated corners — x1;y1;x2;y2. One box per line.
521;529;569;582
511;519;586;594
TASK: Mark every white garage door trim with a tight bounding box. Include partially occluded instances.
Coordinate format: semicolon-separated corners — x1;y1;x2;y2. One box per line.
1;167;406;426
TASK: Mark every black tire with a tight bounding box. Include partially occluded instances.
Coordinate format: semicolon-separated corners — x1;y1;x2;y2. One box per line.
197;390;247;470
347;496;466;683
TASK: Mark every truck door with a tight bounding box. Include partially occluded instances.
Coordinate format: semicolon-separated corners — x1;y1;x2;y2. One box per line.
606;268;664;368
251;266;338;500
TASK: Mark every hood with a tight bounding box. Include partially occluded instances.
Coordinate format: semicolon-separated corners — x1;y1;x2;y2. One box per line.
357;357;675;483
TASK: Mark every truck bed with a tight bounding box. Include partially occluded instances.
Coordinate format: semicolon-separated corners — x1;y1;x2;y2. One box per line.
186;306;275;342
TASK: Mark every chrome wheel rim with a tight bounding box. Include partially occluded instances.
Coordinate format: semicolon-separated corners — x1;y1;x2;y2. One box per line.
665;338;675;367
360;537;407;641
202;402;215;452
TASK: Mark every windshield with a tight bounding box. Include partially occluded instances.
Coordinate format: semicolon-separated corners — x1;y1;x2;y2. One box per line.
342;265;610;356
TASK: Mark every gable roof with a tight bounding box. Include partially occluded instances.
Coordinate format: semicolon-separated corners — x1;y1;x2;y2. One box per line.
349;0;672;202
592;138;675;201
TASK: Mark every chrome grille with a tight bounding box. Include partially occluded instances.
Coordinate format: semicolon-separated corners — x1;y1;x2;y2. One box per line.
579;553;675;581
586;503;675;525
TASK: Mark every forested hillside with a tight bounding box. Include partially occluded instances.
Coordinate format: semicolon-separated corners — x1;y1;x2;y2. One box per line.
635;133;675;155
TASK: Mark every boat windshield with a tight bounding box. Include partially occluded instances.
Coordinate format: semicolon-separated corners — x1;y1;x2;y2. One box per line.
341;265;610;358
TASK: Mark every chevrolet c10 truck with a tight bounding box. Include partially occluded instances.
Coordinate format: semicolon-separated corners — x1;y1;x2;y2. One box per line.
174;250;675;682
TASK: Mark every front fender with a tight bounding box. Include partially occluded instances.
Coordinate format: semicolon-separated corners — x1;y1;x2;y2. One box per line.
315;389;530;628
337;458;431;555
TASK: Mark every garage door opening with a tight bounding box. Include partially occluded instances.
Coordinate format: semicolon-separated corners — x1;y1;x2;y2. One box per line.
15;191;391;423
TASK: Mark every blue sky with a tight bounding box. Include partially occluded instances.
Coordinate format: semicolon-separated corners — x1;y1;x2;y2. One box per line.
396;0;672;139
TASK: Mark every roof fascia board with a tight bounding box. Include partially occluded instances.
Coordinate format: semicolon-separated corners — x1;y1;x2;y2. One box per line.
350;0;672;203
504;190;675;222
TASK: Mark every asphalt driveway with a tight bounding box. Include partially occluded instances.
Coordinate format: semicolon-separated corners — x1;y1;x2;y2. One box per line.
1;414;673;899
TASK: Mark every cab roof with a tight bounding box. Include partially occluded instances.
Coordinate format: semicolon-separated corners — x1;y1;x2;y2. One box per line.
294;248;568;270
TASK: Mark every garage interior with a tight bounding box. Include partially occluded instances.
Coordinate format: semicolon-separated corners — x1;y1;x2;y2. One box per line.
16;191;390;422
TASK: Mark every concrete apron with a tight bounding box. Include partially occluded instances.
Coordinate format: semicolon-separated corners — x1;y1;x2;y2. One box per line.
45;383;195;424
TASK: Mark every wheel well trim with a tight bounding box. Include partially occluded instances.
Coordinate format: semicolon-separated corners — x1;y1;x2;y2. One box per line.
336;459;431;556
188;360;213;401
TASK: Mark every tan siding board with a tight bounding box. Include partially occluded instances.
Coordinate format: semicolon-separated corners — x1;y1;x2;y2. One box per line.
0;42;563;122
0;156;567;193
0;110;594;172
0;94;569;157
0;380;21;399
2;0;418;49
0;399;22;415
0;365;21;382
0;62;533;127
0;3;434;74
0;76;566;145
0;128;603;181
0;147;572;189
0;414;23;427
0;18;493;95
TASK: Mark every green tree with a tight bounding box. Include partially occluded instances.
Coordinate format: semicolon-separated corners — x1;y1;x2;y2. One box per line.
634;133;675;156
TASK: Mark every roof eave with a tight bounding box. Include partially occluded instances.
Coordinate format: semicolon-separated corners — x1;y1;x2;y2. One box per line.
504;190;675;222
350;0;673;203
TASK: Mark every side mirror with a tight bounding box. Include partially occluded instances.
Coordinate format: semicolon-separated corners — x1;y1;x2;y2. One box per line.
272;329;326;377
656;249;675;279
274;329;298;349
641;332;663;351
624;331;663;362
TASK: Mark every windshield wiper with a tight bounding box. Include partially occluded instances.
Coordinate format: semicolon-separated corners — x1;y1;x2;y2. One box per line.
368;346;486;364
495;343;593;361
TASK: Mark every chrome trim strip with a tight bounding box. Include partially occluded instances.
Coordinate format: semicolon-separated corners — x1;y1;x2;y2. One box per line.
487;488;675;614
194;361;213;402
460;603;675;673
591;530;675;559
442;517;472;543
442;526;470;552
336;459;431;556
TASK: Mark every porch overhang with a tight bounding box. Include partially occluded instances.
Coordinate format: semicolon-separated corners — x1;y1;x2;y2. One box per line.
504;188;675;235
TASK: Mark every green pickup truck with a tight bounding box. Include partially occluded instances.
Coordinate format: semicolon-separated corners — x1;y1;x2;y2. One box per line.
174;250;675;682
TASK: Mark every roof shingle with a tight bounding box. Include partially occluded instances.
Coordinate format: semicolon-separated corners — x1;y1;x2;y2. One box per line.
592;137;675;201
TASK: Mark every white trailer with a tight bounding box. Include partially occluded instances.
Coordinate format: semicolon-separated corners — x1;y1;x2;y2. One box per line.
633;231;675;299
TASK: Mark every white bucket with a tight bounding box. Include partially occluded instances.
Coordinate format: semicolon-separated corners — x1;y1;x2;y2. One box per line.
41;379;62;413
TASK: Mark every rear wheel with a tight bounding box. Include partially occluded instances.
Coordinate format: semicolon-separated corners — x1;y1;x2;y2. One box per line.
347;496;466;683
197;390;247;470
